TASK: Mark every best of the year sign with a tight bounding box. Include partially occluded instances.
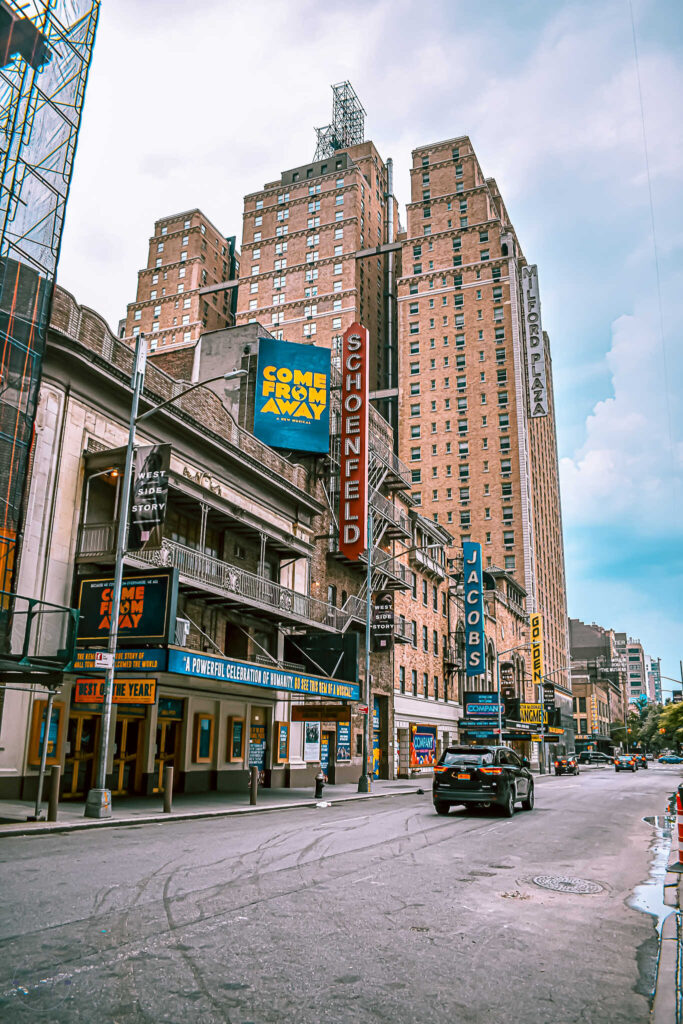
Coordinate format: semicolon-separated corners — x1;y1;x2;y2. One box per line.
339;322;369;560
463;541;486;676
253;337;330;452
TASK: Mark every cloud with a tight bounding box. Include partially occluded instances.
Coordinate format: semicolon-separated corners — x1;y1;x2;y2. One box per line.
559;302;683;532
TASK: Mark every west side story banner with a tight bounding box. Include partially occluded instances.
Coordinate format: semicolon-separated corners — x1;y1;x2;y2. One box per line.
520;265;548;417
253;337;330;453
463;541;486;676
128;444;171;552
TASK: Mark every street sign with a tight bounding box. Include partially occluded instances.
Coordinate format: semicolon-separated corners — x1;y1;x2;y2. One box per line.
94;651;114;669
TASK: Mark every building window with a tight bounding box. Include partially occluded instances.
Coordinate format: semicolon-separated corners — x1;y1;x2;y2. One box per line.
412;669;418;694
399;666;405;693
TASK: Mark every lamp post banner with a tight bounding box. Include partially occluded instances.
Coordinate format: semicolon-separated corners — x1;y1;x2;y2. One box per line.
463;541;486;677
339;322;369;560
530;612;545;689
128;443;171;552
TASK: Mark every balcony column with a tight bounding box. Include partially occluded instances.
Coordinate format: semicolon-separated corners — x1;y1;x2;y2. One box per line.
258;532;267;578
198;502;209;552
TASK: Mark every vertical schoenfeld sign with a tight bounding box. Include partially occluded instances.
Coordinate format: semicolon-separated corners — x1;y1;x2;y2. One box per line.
530;612;544;688
339;322;369;560
463;541;486;676
520;264;548;417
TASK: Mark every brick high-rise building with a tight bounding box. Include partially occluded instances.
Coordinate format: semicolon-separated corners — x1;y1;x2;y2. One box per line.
235;141;398;400
122;208;239;361
397;136;570;687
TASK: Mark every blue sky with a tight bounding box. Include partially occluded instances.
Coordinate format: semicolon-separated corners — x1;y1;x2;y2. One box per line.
57;0;683;687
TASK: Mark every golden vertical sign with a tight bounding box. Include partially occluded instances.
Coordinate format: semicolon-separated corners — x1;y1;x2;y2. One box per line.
530;612;544;688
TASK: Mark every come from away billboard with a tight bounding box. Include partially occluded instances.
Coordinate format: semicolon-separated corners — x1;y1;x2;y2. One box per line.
253;337;330;452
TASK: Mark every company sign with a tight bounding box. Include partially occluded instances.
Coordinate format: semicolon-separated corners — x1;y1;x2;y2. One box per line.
128;443;171;551
339;322;369;560
166;648;360;701
520;264;548;417
409;723;437;768
77;571;178;646
463;541;486;676
253;337;330;452
463;691;502;717
530;612;544;688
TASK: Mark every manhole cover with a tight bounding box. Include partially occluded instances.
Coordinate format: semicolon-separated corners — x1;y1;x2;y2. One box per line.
532;875;603;894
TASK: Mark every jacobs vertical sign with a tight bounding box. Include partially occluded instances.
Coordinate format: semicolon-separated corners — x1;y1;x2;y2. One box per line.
339;322;369;560
463;541;486;676
521;265;548;418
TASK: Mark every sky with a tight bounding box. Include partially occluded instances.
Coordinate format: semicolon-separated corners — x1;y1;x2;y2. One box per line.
57;0;683;689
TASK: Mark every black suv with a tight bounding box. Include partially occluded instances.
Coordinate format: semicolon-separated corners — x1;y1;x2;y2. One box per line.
554;754;579;776
433;745;534;817
577;751;612;766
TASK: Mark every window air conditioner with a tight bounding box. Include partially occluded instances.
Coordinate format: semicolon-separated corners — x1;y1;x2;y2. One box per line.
175;617;191;646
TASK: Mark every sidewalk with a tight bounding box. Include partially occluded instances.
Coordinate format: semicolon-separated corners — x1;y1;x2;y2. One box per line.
652;795;682;1023
0;771;557;839
0;778;428;838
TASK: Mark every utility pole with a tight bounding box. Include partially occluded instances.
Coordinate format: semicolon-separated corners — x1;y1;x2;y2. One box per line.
358;511;373;793
84;334;146;818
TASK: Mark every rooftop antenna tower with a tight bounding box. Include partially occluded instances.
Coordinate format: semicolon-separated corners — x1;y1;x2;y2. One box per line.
314;81;366;160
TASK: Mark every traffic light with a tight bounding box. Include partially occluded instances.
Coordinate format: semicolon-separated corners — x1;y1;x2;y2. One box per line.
659;728;666;734
0;1;51;71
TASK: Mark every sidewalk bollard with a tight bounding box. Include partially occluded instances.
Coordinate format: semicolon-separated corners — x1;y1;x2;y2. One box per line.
670;783;683;874
48;765;60;822
163;766;173;813
314;769;325;800
250;766;258;805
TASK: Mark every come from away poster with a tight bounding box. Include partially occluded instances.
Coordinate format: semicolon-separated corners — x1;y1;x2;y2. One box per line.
253;337;330;453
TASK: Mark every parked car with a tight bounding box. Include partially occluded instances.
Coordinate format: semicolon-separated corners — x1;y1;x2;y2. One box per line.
614;753;637;772
659;754;683;764
646;753;654;761
578;751;612;765
433;745;534;817
554;754;579;776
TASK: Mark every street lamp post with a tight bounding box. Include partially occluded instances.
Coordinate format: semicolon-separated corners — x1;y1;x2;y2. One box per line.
495;642;531;755
358;511;373;794
84;344;246;818
357;536;444;794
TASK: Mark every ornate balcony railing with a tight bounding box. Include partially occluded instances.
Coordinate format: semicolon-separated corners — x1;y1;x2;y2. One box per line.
77;529;344;632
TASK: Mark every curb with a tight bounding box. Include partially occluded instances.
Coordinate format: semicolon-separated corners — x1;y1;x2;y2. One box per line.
0;786;425;839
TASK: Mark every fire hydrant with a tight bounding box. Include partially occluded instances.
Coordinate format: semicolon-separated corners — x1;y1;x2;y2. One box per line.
315;769;325;799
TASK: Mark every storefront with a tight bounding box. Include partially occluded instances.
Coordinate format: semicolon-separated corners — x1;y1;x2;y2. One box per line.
58;645;361;797
394;694;461;777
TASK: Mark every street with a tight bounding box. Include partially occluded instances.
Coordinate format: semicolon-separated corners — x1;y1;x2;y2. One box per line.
0;766;679;1024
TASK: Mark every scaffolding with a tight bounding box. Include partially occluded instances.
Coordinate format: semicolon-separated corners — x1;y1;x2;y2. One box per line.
314;81;366;160
0;0;99;599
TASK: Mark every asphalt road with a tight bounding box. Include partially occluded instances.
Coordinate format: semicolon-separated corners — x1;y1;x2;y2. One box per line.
0;765;679;1024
